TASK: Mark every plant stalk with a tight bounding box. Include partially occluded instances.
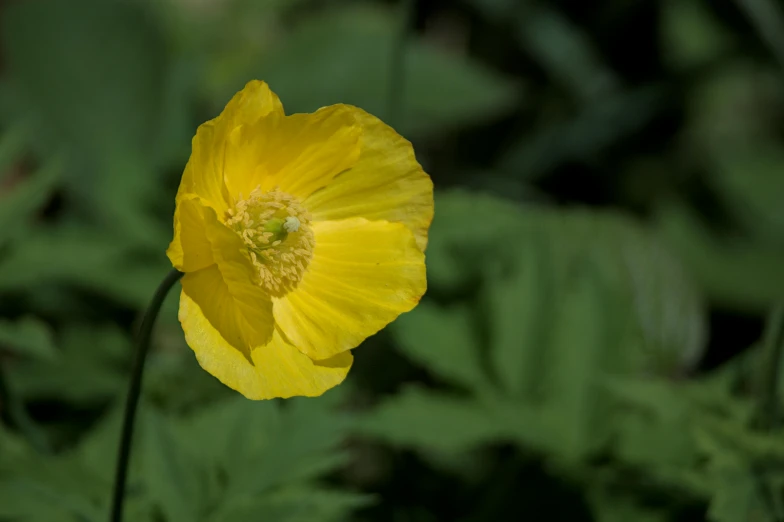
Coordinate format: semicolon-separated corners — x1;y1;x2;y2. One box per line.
109;268;183;522
758;303;784;431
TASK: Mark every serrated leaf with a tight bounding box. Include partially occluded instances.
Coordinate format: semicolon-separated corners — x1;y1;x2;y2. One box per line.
178;392;352;506
0;158;61;248
141;408;204;522
393;192;707;467
0;228;170;308
587;489;671;522
656;201;784;311
213;488;373;522
661;0;734;71
231;395;351;496
704;462;776;522
8;324;128;403
0;121;32;183
426;190;525;289
498;86;665;180
390;301;489;389
617;225;707;372
517;6;617;101
256;5;519;136
707;142;784;246
1;0;170;248
540;259;614;461
357;386;507;452
687;61;784;150
605;379;704;491
0;316;57;361
0;479;101;522
483;230;553;397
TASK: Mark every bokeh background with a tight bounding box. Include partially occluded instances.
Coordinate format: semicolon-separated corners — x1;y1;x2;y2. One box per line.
2;0;784;520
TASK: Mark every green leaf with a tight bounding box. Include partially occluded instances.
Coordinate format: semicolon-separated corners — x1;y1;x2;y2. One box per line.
357;386;508;452
213;488;373;522
1;0;170;248
0;479;101;522
660;0;734;71
385;192;707;467
707;142;784;246
256;5;519;136
687;61;784;150
498;86;665;180
539;258;615;460
426;190;525;289
0;121;32;183
605;379;707;494
0;227;170;308
178;392;353;506
467;0;521;19
655;201;784;311
734;0;784;72
141;408;204;522
617;223;708;373
0;157;62;248
517;6;617;101
8;324;128;403
706;469;774;522
0;316;57;361
390;301;489;389
483;230;553;397
587;489;671;522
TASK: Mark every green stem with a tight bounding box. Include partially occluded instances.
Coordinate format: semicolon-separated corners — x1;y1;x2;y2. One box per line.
757;303;784;430
109;268;183;522
388;0;416;129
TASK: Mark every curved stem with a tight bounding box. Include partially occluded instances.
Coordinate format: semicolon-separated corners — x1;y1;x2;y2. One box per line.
758;303;784;431
109;268;183;522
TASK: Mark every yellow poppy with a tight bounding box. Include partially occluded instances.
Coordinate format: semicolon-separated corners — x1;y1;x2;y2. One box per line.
167;80;433;400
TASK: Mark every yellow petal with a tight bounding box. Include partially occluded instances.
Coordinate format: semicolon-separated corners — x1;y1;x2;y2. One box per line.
175;80;284;214
305;106;433;251
273;218;427;360
179;289;352;399
223;105;360;202
181;265;274;362
166;195;214;273
219;79;284;129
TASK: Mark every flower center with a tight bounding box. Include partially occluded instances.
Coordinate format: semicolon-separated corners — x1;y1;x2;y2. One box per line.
225;187;314;296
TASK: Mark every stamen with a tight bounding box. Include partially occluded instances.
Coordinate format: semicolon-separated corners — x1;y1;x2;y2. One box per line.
225;187;314;296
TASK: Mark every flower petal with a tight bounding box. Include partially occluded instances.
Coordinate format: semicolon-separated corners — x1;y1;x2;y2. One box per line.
223;105;360;202
219;80;284;128
176;80;285;214
166;195;214;273
305;106;433;251
181;265;274;362
179;289;352;399
194;203;280;353
273;218;427;360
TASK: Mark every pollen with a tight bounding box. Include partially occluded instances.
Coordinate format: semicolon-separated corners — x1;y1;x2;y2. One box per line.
225;187;314;296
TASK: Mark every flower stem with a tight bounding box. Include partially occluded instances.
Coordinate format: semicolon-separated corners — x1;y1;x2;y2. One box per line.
388;0;416;129
109;268;183;522
757;303;784;431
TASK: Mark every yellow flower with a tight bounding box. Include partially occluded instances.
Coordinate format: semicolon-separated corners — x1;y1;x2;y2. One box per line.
167;81;433;400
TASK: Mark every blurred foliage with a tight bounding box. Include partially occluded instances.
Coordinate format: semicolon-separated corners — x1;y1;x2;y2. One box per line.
1;0;784;521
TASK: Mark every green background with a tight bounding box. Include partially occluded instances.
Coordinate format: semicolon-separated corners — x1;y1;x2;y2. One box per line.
1;0;784;521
